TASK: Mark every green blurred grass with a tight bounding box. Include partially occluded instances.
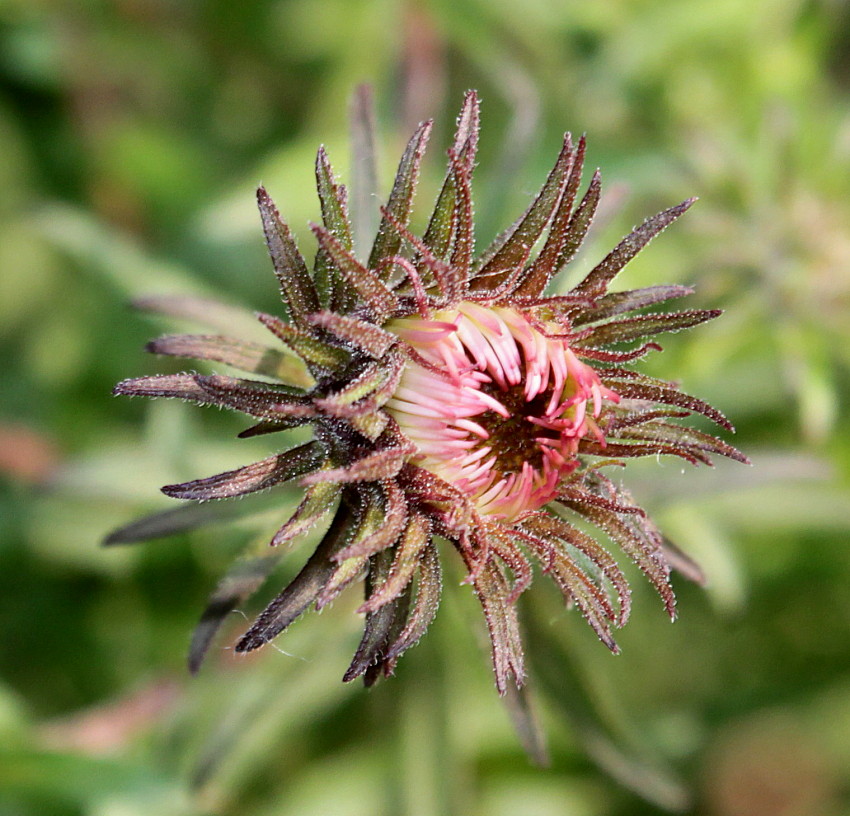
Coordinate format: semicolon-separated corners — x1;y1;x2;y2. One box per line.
1;1;850;814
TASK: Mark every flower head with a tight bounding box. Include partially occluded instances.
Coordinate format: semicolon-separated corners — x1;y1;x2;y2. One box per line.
386;303;618;522
111;91;746;693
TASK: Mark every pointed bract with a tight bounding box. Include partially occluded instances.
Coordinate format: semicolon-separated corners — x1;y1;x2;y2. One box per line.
573;199;697;298
257;187;320;328
472;133;575;290
369;120;433;271
161;443;326;500
236;509;353;653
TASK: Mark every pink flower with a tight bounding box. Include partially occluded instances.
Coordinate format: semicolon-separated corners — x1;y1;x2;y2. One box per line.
387;304;619;522
110;90;747;696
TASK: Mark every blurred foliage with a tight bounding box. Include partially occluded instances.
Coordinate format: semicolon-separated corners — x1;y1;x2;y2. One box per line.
1;0;850;814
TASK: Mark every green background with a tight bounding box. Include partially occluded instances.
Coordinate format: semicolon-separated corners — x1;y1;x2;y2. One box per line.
1;0;849;814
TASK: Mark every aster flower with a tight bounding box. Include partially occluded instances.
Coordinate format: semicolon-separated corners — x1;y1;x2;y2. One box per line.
110;91;746;694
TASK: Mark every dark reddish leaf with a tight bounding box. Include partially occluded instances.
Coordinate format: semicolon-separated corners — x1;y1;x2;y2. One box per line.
578;309;721;347
359;513;430;613
113;373;209;403
570;284;695;326
162;442;326;500
257;312;351;372
343;549;411;683
308;311;396;357
146;333;312;386
256;187;320;328
572;199;696;298
369;120;433;271
472;133;574;291
472;558;525;695
235;508;353;652
515;135;585;297
311;223;399;321
384;541;442;662
189;546;282;673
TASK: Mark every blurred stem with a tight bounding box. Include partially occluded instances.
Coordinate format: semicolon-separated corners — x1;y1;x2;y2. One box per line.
524;595;691;812
390;616;454;816
500;680;549;767
189;622;354;810
350;85;380;261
